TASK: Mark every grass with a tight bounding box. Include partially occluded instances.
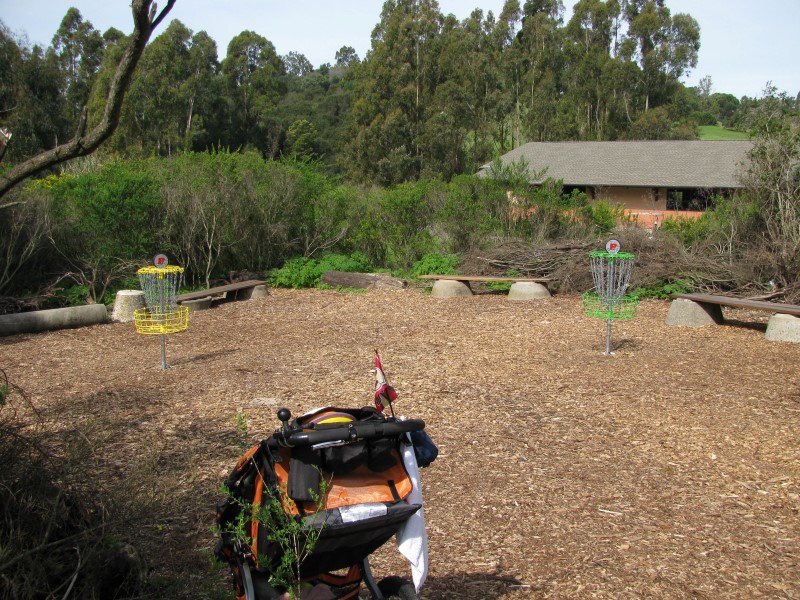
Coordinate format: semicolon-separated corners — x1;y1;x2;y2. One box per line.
698;125;750;140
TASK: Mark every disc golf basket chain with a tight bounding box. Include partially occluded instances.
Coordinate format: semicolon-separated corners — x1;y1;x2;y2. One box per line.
133;265;189;368
582;251;638;355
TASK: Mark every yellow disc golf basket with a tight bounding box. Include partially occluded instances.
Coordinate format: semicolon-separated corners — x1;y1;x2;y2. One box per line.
134;264;189;368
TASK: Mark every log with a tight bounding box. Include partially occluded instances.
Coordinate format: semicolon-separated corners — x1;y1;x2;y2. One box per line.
321;271;408;290
0;304;108;336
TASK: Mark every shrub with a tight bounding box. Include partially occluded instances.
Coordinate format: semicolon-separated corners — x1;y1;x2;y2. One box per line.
631;279;693;300
410;253;458;278
269;253;372;288
484;269;521;292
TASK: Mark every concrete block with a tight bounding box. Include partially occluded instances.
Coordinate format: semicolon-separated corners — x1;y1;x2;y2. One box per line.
507;281;551;300
183;297;213;312
431;279;472;298
765;313;800;343
243;284;269;299
112;290;146;323
665;298;724;326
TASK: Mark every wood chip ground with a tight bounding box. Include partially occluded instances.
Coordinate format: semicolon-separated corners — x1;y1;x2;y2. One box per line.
3;289;799;599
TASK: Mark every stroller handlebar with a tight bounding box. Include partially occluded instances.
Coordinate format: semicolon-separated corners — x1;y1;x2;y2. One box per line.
272;418;425;448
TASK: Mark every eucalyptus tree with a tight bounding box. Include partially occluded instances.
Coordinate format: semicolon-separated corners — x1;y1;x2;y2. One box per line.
510;0;564;142
49;8;105;126
346;0;444;184
221;31;286;156
559;0;621;139
413;12;473;179
619;0;700;111
181;30;220;149
119;20;195;154
283;51;313;76
453;8;499;162
334;46;359;67
0;0;177;199
486;1;522;152
0;27;63;161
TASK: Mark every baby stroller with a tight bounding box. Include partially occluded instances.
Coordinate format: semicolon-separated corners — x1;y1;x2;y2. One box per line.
215;403;429;600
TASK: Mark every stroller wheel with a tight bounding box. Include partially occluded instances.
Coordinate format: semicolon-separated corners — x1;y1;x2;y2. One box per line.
377;576;418;600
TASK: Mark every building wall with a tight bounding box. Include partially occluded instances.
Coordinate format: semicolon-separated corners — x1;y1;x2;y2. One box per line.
587;186;668;210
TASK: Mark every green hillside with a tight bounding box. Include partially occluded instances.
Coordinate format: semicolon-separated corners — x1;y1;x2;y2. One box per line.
698;126;750;140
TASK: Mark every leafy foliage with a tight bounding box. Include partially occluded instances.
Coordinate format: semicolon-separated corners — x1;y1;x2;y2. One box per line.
410;253;459;278
269;253;372;289
631;279;692;299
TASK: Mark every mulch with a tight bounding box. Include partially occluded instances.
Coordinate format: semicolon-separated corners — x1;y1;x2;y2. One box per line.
3;288;799;599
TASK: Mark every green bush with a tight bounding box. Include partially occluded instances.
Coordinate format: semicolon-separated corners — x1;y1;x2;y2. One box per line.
438;175;508;252
631;279;693;299
410;253;458;278
269;253;372;288
578;200;627;233
484;269;522;292
692;111;717;126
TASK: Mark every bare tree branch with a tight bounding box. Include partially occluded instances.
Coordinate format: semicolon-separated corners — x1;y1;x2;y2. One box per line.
0;0;176;199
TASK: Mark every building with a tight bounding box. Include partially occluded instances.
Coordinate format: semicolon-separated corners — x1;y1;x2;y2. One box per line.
479;140;753;227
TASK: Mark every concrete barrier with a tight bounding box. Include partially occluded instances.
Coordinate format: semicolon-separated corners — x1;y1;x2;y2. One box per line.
507;281;551;300
765;313;800;343
0;304;109;336
665;298;724;326
431;279;472;298
111;290;146;323
240;284;269;300
183;297;213;312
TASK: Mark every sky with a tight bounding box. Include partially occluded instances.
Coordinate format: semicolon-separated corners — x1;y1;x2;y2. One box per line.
0;0;797;100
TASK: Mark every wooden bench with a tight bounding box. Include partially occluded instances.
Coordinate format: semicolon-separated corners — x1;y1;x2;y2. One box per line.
667;293;800;342
417;274;552;285
176;279;267;306
417;274;553;298
668;293;800;317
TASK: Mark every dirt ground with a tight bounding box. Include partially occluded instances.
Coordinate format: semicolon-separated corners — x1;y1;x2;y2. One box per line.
3;288;799;599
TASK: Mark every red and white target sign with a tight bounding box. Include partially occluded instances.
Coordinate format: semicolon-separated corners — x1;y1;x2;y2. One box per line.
153;253;169;267
605;239;621;254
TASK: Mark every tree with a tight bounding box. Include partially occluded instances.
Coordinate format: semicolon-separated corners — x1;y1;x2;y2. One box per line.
50;8;105;126
119;20;194;154
560;0;619;139
0;0;177;201
346;0;445;183
283;51;313;76
221;31;286;156
334;46;359;67
0;27;64;162
285;119;318;159
740;89;800;290
513;0;564;142
620;0;700;111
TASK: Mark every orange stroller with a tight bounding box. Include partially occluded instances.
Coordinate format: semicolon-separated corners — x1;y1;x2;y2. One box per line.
215;404;428;600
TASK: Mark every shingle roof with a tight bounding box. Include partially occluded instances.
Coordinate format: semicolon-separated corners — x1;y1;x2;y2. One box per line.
480;140;753;188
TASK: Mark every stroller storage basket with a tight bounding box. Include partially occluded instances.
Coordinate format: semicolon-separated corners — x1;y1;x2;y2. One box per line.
216;406;427;599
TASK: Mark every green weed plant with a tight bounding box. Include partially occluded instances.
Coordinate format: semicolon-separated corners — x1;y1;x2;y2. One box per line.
219;476;328;598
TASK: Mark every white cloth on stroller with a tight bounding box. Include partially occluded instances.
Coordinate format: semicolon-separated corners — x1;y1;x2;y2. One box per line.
397;441;428;591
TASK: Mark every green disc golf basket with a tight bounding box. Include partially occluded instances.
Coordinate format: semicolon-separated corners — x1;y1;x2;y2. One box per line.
133;265;189;368
582;250;638;355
